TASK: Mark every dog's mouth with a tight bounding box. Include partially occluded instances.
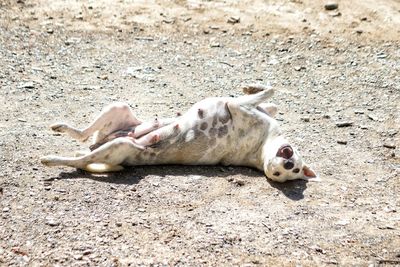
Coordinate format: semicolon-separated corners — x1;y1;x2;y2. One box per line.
276;144;293;159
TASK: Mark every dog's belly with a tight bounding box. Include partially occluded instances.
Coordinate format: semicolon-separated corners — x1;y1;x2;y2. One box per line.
121;98;266;169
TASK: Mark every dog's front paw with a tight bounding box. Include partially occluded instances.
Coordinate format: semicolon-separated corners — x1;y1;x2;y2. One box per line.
50;123;87;142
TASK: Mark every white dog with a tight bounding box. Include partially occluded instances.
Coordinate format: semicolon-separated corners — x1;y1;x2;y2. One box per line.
41;85;318;182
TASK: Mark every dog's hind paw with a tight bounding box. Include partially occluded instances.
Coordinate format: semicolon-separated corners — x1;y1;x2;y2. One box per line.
242;84;271;95
40;156;58;166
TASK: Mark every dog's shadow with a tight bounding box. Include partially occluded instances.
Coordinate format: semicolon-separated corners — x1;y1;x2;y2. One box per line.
46;165;308;201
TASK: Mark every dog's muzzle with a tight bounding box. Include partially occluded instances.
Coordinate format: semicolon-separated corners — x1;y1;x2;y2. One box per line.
277;144;293;159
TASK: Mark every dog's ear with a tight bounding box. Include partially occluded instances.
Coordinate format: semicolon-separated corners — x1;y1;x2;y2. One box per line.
301;165;320;182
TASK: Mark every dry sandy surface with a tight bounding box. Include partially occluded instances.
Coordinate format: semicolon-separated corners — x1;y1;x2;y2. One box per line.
1;0;400;266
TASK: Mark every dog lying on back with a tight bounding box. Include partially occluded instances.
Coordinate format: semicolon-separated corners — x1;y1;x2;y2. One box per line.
41;85;318;182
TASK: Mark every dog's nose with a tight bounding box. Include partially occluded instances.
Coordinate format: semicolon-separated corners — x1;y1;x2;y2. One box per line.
277;145;293;159
283;160;294;170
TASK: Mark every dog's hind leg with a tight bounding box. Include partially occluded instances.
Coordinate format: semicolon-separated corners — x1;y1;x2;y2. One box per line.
51;102;141;142
232;87;274;108
132;117;176;139
41;138;142;172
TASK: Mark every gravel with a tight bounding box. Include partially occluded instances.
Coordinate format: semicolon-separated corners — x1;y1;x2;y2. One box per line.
0;0;399;266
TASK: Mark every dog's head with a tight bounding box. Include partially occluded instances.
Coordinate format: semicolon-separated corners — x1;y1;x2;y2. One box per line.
262;136;318;182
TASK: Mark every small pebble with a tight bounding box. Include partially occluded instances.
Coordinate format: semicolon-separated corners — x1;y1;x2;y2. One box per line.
336;121;353;127
46;218;60;226
18;82;34;89
227;16;240;24
233;179;245;186
294;66;305;71
383;143;396;149
368;114;378;121
337;140;348;145
210;42;221;48
324;2;338;10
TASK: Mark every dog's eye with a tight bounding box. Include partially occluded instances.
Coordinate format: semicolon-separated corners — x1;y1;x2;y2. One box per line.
293;168;300;173
273;171;281;176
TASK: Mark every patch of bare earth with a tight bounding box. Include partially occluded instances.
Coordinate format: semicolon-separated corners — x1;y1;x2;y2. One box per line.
0;0;399;266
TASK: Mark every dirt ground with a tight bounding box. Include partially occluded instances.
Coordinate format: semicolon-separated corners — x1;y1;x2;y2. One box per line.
1;0;399;266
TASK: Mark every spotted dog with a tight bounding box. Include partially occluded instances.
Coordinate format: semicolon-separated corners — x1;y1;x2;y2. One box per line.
41;85;318;182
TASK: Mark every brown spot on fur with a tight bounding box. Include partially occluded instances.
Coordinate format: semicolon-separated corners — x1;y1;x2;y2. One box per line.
212;116;218;127
147;134;159;145
238;128;245;138
174;124;180;131
176;112;182;117
218;125;228;138
198;108;204;119
219;102;232;124
209;127;217;137
219;113;231;124
150;152;156;157
209;138;216;146
200;122;208;131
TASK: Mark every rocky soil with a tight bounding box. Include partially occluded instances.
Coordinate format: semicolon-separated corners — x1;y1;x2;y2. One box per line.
0;0;399;266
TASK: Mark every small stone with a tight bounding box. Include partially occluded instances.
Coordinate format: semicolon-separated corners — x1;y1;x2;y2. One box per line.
336;121;353;127
233;179;245;186
337;140;348;145
2;207;10;212
134;36;154;41
137;208;146;212
115;222;122;227
378;224;396;230
301;117;310;122
377;53;387;59
330;12;341;17
73;254;83;260
65;39;74;45
227;16;240;24
18;82;35;89
324;3;338;10
83;249;92;255
383;143;396;149
294;66;305;71
356;29;363;34
46;28;54;34
368;114;378;121
336;219;349;226
210;42;221;48
46;218;60;226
